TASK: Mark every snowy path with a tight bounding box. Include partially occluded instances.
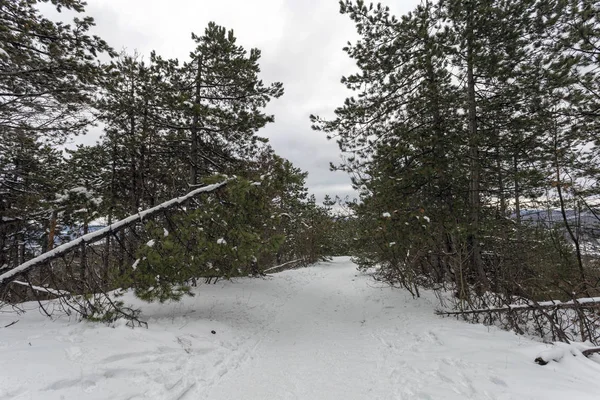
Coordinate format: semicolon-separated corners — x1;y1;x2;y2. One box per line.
1;257;600;399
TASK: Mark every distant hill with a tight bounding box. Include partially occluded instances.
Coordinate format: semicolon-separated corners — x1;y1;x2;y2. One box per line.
513;209;600;255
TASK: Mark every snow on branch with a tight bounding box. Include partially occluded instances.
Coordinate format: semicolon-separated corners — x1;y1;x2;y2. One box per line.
1;216;22;226
263;259;303;273
11;280;68;297
0;180;230;288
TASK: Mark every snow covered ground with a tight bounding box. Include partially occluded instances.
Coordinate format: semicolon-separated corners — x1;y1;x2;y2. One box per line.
1;257;600;399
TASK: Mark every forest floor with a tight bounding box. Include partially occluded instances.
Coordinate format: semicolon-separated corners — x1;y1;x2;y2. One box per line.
1;257;600;400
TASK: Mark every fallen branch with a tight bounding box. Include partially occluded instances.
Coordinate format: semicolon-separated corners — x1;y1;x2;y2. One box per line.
10;280;69;297
582;347;600;357
263;259;303;273
0;180;230;290
436;298;600;316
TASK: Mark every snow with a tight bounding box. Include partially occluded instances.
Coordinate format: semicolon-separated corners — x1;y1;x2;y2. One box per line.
573;297;600;304
131;259;140;270
423;215;431;223
146;239;156;247
70;186;90;195
55;186;98;203
535;342;583;364
11;280;66;297
1;257;600;399
217;238;226;245
382;212;391;218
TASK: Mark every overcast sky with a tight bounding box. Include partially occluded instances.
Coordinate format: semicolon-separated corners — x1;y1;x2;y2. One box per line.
70;0;420;203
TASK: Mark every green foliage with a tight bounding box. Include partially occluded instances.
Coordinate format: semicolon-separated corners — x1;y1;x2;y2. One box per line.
116;171;334;303
316;0;600;302
0;0;114;141
81;297;142;325
0;4;342;326
0;0;112;269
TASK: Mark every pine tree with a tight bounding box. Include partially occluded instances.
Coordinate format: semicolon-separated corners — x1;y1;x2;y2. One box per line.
0;0;112;272
96;54;171;218
0;132;65;269
168;23;284;185
0;0;113;141
312;1;467;286
316;0;599;303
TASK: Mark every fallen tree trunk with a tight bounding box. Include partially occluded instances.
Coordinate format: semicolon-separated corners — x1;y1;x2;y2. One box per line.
0;180;229;291
439;296;600;346
436;298;600;316
582;347;600;357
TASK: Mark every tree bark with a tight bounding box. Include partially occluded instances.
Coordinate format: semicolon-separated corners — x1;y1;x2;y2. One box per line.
465;7;486;290
190;57;202;186
552;122;586;291
80;222;88;293
47;210;58;251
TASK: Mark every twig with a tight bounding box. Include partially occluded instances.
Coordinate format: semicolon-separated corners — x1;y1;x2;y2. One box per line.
3;320;18;328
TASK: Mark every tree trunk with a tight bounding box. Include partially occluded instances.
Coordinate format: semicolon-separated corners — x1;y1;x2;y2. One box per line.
190;57;202;186
514;153;521;226
47;210;58;251
465;9;486;290
495;128;506;216
103;214;112;282
554;150;587;290
80;222;88;294
128;64;139;214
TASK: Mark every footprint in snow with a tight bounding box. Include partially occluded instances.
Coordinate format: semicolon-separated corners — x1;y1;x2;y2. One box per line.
490;376;508;387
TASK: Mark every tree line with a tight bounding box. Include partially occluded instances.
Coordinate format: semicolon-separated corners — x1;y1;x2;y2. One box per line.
0;0;339;313
313;0;600;309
